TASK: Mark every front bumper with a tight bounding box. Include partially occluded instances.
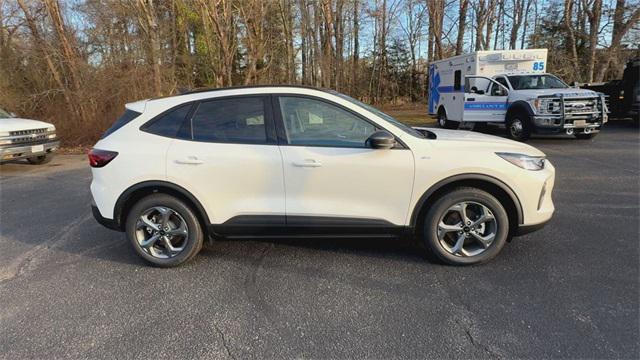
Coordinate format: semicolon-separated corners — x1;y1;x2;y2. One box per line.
0;140;59;162
530;95;608;134
516;219;550;236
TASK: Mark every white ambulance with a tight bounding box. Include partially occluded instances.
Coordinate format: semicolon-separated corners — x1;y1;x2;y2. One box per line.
427;49;607;141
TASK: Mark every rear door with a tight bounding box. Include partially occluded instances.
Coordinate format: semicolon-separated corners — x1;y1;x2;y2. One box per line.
463;76;509;122
165;95;286;226
275;95;414;227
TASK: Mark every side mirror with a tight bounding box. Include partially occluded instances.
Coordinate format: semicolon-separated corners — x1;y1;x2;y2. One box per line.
367;130;396;149
475;89;485;95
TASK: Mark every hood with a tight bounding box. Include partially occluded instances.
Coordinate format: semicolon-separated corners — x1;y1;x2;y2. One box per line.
413;127;545;156
0;118;55;132
516;88;599;98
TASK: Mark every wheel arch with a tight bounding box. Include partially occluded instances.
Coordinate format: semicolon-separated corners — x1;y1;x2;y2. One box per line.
506;100;534;118
437;105;447;117
114;181;210;233
410;174;523;236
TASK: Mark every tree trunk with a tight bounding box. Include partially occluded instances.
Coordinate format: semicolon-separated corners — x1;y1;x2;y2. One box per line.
563;0;581;80
351;0;359;95
456;0;468;55
584;0;602;82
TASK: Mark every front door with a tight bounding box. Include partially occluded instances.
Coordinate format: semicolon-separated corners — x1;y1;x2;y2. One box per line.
463;76;509;122
275;95;414;227
166;95;286;226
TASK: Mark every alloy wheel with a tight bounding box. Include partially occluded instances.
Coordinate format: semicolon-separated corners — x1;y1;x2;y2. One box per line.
135;206;189;259
437;201;498;257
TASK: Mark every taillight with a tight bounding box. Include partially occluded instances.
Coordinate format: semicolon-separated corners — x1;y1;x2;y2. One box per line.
88;149;118;168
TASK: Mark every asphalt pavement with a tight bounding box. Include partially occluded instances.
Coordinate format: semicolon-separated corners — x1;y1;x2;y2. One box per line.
1;121;638;359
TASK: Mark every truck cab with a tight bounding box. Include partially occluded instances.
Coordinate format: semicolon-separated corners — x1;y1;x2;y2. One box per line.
428;49;608;141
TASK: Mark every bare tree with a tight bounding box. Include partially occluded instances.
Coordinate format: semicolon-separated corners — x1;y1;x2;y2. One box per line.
595;0;640;81
584;0;602;82
399;0;427;100
456;0;469;54
563;0;581;78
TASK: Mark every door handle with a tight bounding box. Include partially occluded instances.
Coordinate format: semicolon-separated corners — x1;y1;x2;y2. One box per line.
467;98;476;101
175;156;204;165
293;159;322;168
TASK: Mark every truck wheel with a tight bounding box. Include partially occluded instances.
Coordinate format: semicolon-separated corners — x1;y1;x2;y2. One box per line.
575;132;598;140
27;154;52;165
506;113;531;141
437;108;458;129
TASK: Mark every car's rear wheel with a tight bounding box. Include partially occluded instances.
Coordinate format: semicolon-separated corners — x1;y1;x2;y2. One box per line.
422;187;509;265
27;154;52;165
437;108;458;129
126;194;203;267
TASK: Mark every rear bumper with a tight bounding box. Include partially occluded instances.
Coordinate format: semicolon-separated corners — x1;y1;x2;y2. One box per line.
91;203;122;232
0;140;59;162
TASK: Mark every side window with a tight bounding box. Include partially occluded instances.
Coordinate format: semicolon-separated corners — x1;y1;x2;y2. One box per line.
454;70;462;91
491;78;509;96
101;109;141;139
144;104;192;138
190;97;267;144
278;96;377;148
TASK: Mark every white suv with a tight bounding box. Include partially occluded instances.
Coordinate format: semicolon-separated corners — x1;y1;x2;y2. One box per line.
89;86;555;267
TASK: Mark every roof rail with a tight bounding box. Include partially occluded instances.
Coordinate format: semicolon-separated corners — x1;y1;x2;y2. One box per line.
179;84;329;95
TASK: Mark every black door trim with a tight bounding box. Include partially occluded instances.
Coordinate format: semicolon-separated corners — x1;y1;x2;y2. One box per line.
210;215;406;237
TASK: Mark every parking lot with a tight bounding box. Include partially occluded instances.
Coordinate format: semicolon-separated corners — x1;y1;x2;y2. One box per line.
0;122;638;359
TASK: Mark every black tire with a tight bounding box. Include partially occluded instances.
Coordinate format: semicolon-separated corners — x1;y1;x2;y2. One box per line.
506;112;531;141
437;108;458;129
421;187;510;266
574;132;598;140
126;193;204;267
27;154;52;165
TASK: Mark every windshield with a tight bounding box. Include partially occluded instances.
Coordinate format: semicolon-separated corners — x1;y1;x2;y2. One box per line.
507;75;569;90
0;108;11;119
329;91;425;138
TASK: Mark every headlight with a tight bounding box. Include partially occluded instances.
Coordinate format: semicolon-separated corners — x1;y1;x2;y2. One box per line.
496;152;545;171
532;98;560;114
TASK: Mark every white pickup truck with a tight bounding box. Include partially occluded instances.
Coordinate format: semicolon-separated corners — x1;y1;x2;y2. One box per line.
0;108;59;164
428;49;607;141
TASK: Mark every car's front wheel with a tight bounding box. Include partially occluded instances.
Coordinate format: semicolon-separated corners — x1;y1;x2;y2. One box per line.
126;194;204;267
422;187;509;265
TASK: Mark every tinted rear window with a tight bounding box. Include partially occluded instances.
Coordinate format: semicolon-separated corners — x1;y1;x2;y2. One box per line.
143;104;192;138
101;109;141;139
190;97;267;143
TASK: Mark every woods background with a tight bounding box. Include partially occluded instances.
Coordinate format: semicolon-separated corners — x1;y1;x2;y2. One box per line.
0;0;638;146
